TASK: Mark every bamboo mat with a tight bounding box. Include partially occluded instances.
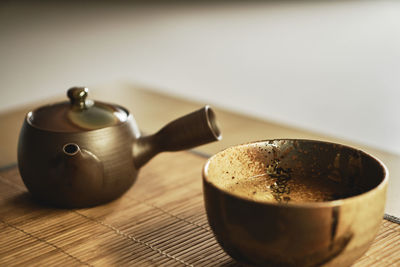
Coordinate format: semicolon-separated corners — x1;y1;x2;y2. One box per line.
0;151;399;267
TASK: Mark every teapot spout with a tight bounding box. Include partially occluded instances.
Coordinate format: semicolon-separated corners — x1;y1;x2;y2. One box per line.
63;143;81;158
62;143;102;170
45;143;104;207
132;105;222;169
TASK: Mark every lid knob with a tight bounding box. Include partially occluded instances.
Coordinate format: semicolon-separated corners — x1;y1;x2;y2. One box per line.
67;87;93;110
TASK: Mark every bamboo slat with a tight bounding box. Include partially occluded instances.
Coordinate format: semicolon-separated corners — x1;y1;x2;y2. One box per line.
0;151;399;266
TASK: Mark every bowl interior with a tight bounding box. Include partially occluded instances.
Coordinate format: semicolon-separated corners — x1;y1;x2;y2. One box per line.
205;140;386;203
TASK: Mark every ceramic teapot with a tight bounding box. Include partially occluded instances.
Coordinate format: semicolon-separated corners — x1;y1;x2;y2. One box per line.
18;87;221;208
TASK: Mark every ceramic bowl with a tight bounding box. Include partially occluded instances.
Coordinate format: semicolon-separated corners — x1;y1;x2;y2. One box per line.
203;139;388;267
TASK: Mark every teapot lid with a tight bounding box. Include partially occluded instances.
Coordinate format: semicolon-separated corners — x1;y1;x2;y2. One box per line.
27;87;129;132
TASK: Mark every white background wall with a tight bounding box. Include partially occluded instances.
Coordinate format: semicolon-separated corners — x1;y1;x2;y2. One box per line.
1;1;399;154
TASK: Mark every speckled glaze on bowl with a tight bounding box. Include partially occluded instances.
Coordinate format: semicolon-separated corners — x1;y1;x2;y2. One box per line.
203;139;388;267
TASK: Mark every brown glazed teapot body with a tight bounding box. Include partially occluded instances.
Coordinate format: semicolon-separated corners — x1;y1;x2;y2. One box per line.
18;87;221;208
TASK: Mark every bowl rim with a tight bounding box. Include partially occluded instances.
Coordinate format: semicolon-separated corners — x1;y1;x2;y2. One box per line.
202;139;389;208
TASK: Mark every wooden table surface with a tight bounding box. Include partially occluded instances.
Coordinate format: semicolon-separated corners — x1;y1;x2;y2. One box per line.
0;83;399;217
